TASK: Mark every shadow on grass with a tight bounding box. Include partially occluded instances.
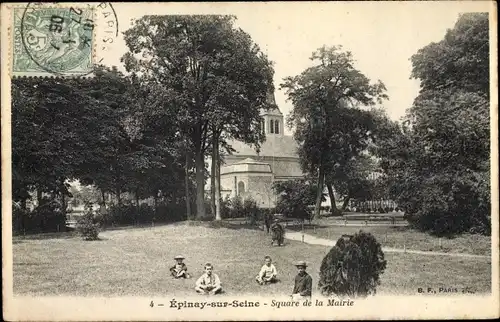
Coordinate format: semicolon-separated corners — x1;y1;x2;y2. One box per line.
185;219;264;231
13;231;79;240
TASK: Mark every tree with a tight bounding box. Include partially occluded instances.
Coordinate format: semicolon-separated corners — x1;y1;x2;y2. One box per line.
374;13;490;235
281;46;388;219
410;13;489;98
122;15;274;220
272;179;323;221
12;66;191;231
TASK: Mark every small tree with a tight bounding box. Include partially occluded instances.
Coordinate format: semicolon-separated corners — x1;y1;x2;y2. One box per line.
319;231;386;297
76;202;100;241
243;196;259;225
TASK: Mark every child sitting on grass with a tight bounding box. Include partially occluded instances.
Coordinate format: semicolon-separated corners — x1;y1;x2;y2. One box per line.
195;263;223;295
255;255;278;285
170;255;191;279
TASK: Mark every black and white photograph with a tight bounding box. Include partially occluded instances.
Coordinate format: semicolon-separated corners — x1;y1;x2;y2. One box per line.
1;1;498;320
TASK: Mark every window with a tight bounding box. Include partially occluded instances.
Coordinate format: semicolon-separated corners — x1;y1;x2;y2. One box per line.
270;120;274;134
238;181;245;196
275;120;280;134
260;119;265;135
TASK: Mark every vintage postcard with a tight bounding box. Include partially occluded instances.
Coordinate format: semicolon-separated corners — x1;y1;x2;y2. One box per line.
1;1;498;321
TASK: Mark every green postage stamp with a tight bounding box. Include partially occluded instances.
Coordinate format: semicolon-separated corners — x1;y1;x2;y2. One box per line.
12;4;94;76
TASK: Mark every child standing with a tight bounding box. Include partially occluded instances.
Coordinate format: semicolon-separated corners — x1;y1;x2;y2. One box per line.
291;261;312;300
255;255;278;285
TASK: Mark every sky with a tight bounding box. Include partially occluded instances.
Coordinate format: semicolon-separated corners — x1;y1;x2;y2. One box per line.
98;1;491;136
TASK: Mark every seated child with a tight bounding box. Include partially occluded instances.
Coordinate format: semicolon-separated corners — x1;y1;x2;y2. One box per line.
195;263;222;295
170;255;190;279
256;255;278;285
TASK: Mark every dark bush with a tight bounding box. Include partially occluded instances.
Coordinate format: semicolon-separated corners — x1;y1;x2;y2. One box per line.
243;197;259;224
220;195;260;223
101;203;187;227
13;198;66;234
318;231;387;298
76;203;100;240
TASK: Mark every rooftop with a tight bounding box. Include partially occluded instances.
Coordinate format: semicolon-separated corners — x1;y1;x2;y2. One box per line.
226;135;299;159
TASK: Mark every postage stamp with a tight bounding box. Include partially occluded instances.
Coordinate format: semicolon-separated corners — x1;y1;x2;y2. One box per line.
12;4;95;76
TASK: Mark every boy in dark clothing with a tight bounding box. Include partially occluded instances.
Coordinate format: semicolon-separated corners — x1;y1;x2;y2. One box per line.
264;213;272;234
292;261;312;300
271;219;285;246
170;255;190;279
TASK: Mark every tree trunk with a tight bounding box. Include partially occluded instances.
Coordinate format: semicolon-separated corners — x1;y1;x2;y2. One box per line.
135;188;140;225
153;191;159;221
326;182;337;211
214;136;222;221
185;149;192;220
195;148;206;219
101;189;106;208
341;195;351;210
314;163;325;219
60;177;67;217
37;188;43;207
116;186;122;208
210;141;216;217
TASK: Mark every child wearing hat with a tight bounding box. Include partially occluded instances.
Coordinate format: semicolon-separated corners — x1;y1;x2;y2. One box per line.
195;263;222;295
255;255;278;285
291;261;312;300
170;255;190;279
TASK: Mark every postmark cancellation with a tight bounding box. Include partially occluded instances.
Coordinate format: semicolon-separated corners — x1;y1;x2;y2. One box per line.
11;3;95;77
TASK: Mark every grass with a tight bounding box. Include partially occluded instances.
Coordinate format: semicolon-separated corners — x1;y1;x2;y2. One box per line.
13;222;492;296
287;219;492;256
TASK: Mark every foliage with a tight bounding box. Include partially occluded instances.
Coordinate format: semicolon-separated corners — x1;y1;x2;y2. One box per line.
12;201;66;235
281;45;388;218
273;180;321;221
318;231;386;297
374;13;490;235
220;195;259;223
97;203;188;227
17;198;66;234
12;66;192;232
76;203;100;241
330;153;379;206
243;197;259;224
410;13;489;98
122;15;275;219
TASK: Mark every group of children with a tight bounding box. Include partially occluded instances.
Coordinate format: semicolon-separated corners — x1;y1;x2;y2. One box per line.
170;255;312;299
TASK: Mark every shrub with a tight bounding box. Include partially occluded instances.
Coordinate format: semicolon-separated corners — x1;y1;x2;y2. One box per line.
318;231;387;298
13;198;66;234
220;195;261;223
101;203;187;227
243;196;259;224
76;203;100;240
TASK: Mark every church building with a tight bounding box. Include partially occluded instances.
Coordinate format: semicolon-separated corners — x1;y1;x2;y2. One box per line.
219;91;304;208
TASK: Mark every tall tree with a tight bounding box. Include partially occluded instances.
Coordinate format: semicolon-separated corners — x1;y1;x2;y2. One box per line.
122;15;274;219
281;46;388;219
374;13;490;235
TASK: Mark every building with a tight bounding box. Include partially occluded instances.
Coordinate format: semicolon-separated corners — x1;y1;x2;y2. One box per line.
219;92;304;208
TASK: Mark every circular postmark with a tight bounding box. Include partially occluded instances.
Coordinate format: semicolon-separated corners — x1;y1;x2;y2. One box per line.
19;2;118;76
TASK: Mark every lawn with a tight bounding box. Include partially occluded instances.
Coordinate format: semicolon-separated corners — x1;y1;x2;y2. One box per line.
12;223;492;297
287;219;492;256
